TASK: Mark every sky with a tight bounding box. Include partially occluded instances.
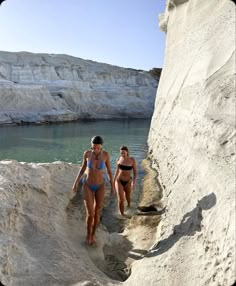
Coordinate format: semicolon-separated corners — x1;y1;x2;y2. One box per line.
0;0;166;71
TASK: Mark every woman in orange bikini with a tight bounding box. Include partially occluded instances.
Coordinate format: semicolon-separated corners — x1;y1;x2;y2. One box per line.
72;135;114;245
114;146;137;216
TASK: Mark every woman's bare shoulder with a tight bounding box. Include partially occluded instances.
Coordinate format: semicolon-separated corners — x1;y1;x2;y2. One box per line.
102;150;111;160
84;150;91;157
130;157;136;163
116;157;121;163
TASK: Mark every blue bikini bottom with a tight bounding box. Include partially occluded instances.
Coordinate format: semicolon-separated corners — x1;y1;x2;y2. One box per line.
82;177;103;192
89;184;101;192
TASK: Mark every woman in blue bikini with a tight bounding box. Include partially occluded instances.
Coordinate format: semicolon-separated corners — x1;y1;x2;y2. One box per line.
72;135;114;245
113;146;137;216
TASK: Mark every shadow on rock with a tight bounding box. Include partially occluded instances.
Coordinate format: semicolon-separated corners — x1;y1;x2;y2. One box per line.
103;240;133;282
146;192;217;257
136;205;166;216
101;197;129;233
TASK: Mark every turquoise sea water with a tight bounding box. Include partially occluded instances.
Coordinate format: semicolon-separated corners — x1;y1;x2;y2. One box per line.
1;119;152;220
0;120;151;172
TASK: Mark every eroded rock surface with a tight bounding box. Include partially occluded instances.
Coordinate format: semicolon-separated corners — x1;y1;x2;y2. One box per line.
0;160;162;286
0;51;158;125
133;0;235;285
0;161;117;286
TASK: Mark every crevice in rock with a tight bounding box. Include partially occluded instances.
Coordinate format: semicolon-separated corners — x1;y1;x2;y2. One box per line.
137;205;166;215
0;71;8;80
103;245;132;281
54;66;63;79
99;157;163;282
65;159;164;282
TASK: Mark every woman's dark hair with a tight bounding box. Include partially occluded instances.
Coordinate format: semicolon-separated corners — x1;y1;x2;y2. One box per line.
91;135;104;145
120;146;129;155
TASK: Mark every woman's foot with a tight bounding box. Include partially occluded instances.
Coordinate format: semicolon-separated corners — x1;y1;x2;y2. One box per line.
85;236;90;245
117;213;126;220
90;235;96;245
85;235;96;245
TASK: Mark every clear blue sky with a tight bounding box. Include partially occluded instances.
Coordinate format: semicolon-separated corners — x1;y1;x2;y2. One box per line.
0;0;166;70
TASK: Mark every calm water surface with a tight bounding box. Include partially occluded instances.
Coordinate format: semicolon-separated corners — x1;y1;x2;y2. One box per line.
0;120;151;216
0;120;151;173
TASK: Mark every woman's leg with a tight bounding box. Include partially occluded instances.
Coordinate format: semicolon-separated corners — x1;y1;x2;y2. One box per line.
83;183;95;245
115;180;125;215
124;180;132;208
91;183;105;243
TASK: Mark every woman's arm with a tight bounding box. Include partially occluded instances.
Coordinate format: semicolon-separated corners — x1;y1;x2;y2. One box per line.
131;157;137;190
72;151;87;193
105;152;114;195
113;158;119;185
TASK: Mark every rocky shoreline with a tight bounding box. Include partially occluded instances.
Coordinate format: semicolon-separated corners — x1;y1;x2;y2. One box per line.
0;51;159;125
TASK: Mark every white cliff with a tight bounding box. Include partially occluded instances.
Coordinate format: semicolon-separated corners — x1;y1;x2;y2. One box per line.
0;51;158;124
131;0;235;285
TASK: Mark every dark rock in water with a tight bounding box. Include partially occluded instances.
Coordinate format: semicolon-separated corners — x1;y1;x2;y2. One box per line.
138;205;157;212
137;205;166;215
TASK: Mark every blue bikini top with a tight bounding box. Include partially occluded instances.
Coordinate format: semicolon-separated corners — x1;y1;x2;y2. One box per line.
87;151;106;170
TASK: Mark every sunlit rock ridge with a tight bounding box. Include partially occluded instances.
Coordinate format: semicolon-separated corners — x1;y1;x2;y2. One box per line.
143;0;235;286
0;51;158;124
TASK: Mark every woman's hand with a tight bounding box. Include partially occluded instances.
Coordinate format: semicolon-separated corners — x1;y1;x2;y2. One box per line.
72;183;78;193
131;180;136;190
110;181;115;196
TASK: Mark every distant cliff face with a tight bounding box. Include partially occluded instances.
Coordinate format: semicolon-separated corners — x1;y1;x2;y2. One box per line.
129;0;235;285
0;51;158;125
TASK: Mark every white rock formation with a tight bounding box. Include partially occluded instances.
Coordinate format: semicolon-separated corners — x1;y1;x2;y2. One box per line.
0;160;158;286
0;51;158;125
0;161;117;286
135;0;235;285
